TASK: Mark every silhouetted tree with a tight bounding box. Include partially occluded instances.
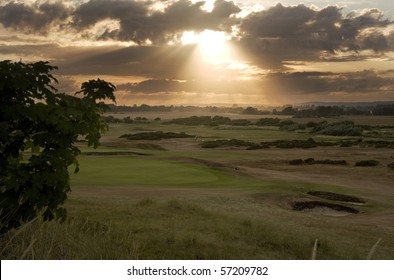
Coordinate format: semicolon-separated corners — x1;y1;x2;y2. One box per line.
0;60;116;233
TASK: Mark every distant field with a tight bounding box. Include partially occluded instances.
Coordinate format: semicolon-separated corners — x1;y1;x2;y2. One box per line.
3;114;394;259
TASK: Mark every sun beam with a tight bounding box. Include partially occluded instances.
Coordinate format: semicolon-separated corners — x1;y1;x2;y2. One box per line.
181;30;229;59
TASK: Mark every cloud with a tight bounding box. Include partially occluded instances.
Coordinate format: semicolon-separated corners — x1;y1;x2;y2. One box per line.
56;44;199;78
0;1;71;34
117;76;259;95
237;4;393;69
117;79;190;94
265;70;394;97
0;0;240;44
73;0;240;44
1;1;394;105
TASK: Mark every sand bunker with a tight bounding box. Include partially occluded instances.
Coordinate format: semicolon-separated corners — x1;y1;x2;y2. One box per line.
293;201;360;216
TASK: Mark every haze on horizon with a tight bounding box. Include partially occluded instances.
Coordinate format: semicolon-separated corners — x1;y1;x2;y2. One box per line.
1;0;394;106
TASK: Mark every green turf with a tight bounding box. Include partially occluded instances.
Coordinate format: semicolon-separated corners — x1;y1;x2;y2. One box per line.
71;155;254;187
3;116;394;260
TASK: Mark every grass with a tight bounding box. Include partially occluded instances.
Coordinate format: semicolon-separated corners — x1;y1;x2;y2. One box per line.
3;114;394;259
2;197;392;260
71;156;223;186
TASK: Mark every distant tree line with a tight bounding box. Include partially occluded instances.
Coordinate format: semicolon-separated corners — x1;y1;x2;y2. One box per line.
108;103;394;116
108;104;270;115
274;104;394;117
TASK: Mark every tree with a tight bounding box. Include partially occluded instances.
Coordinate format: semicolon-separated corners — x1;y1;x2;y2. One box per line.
0;60;116;233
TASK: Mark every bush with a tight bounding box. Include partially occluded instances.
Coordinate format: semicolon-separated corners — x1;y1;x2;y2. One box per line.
289;159;303;165
355;160;380;167
201;139;261;149
120;131;195;140
255;118;281;126
289;158;348;166
313;121;363;136
262;138;317;149
388;162;394;170
102;115;122;123
166;116;227;126
361;140;394;149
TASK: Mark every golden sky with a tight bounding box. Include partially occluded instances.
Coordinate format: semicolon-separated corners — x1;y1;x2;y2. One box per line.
1;0;394;105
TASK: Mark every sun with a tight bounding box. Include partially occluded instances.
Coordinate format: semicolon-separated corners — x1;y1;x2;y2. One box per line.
181;30;229;59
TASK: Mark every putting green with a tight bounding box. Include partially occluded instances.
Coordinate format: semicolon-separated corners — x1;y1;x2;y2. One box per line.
71;155;223;186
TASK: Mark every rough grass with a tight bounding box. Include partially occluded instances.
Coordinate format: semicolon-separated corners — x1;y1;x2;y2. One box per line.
2;197;392;260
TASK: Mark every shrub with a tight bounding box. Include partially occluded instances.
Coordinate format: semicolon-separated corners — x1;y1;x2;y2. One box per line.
201;139;260;149
269;138;317;149
289;158;348;166
388;162;394;170
289;159;303;165
355;160;380;167
313;121;363;136
361;140;394;149
255;118;281;126
124;116;134;123
304;158;315;164
120;131;194;140
102;115;122;123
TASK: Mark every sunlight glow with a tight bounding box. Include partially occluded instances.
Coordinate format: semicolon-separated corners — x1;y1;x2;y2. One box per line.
181;30;229;59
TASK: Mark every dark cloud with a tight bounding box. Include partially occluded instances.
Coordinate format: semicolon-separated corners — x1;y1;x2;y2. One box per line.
0;1;391;53
0;1;70;34
117;77;258;95
75;0;240;44
265;70;394;96
1;1;394;104
359;31;389;52
237;4;393;69
117;79;190;94
211;0;241;18
56;44;199;78
0;0;240;43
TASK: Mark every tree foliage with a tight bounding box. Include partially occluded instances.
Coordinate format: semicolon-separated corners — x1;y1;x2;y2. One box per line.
0;60;115;233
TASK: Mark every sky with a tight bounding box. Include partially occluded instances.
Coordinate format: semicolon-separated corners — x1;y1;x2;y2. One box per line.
1;0;394;106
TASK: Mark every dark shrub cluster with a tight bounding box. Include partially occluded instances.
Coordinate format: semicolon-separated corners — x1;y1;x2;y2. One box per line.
120;131;195;140
102;115;150;124
261;138;317;149
255;118;282;126
289;158;348;165
164;116;248;126
355;160;380;167
312;121;363;136
361;140;394;149
388;162;394;170
201;139;262;149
